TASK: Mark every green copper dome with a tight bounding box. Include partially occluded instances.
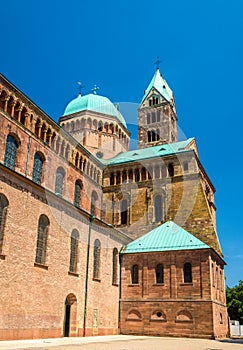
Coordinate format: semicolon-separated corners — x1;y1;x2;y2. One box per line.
63;93;127;127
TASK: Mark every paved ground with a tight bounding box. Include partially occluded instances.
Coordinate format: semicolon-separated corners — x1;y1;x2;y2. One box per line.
0;335;242;350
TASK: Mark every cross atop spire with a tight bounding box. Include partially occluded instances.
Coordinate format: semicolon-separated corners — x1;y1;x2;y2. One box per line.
154;56;161;70
91;84;100;95
77;81;84;96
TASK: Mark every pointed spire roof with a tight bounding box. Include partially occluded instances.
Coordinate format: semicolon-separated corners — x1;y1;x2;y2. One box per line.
121;221;210;254
141;68;173;104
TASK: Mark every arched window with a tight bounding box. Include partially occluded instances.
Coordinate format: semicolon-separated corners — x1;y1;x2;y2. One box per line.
110;173;115;186
131;264;139;284
74;180;82;207
168;163;174;177
134;169;140;182
122;171;127;183
0;194;9;253
116;171;121;185
112;248;118;285
121;199;128;225
151;130;156;142
35;215;49;265
156;264;164;284
91;190;98;216
98;121;103;132
69;229;79;273
184;262;192;283
55;167;65;196
141;167;146;181
148;130;151;143
154;195;163;223
93;239;101;280
128;170;133;182
32;152;44;185
4;135;18;170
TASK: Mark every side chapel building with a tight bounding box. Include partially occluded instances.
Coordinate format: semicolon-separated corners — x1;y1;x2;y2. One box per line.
0;67;229;340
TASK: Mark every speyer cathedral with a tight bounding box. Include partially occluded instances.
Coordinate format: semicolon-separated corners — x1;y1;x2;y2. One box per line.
0;66;229;340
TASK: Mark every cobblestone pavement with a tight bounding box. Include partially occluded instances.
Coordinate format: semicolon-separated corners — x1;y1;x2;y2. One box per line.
0;336;243;350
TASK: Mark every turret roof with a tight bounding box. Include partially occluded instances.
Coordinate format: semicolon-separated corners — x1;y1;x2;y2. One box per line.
121;221;210;254
63;93;127;127
141;68;173;103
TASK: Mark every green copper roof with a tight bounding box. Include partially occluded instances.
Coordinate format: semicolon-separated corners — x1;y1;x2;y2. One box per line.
63;93;127;127
101;138;194;165
121;221;210;254
141;68;173;104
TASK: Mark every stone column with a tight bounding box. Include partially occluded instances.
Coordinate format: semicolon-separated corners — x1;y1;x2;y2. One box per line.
10;99;17;117
4;96;10;112
17;105;23;122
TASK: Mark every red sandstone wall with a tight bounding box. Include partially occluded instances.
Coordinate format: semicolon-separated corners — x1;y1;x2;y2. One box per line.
0;169;128;340
120;250;229;339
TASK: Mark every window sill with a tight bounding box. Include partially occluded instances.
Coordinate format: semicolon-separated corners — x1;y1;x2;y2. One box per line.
34;262;48;270
180;282;193;286
68;271;79;277
93;277;101;282
0;254;6;260
153;283;164;286
112;283;119;287
128;284;139;287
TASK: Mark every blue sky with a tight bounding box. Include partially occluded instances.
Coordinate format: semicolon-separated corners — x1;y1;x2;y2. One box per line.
1;0;242;286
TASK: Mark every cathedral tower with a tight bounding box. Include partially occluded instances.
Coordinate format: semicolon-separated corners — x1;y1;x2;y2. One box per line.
138;68;178;148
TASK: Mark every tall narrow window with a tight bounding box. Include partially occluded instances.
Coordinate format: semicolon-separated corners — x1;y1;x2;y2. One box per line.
141;167;146;181
121;199;128;225
0;194;9;253
74;180;82;207
134;169;140;182
32;152;44;185
168;163;174;177
148;130;151;142
110;173;115;185
151;130;156;142
69;229;79;273
154;195;163;223
156;264;164;284
91;191;98;216
4;135;18;170
184;262;192;283
112;248;118;285
131;264;139;284
35;215;49;265
55;167;65;196
93;239;101;280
